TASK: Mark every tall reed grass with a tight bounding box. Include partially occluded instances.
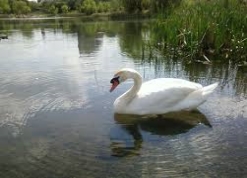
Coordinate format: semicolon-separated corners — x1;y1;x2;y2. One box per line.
151;0;247;63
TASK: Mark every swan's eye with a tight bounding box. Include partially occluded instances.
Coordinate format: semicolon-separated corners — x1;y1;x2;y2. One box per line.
110;76;120;84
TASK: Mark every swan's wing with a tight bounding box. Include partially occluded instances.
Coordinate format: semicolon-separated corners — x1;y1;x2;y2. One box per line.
128;78;202;114
141;78;202;92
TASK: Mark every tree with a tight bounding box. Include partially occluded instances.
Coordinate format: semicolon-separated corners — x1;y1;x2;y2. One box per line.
110;0;123;12
141;0;151;10
12;0;31;14
61;4;69;14
0;0;10;14
121;0;142;13
66;0;82;10
81;0;97;15
48;5;58;15
151;0;181;13
97;1;110;13
28;1;40;12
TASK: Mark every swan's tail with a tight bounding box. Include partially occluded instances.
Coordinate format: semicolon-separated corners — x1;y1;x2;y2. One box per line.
201;82;218;96
174;82;218;111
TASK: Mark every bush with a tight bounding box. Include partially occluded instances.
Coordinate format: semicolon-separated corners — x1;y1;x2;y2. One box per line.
12;0;31;14
141;0;151;10
121;0;142;13
97;2;110;13
0;0;10;14
61;4;69;14
81;0;97;15
48;5;58;15
28;1;40;12
110;0;123;12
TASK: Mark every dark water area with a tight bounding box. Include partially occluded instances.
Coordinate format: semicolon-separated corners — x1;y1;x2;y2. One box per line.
0;18;246;178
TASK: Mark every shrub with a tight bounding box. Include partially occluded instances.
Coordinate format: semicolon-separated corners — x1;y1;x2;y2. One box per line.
110;0;123;12
97;2;110;13
49;5;58;15
61;4;69;14
12;0;31;14
81;0;97;15
121;0;142;13
0;0;10;14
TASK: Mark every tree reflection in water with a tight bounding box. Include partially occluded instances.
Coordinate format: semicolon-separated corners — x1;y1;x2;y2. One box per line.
111;110;211;157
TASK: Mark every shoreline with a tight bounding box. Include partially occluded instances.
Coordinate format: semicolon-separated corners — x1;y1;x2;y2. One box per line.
0;12;151;21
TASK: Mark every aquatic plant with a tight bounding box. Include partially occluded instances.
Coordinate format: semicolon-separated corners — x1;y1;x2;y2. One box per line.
151;0;247;63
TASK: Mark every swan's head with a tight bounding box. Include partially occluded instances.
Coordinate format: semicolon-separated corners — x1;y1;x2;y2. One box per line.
110;68;136;92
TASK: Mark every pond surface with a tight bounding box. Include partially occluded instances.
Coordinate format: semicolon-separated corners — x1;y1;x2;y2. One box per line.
0;18;246;178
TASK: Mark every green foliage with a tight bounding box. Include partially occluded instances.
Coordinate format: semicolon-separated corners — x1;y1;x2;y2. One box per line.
152;0;247;61
61;4;69;14
151;0;181;13
97;1;110;13
109;0;123;12
28;1;40;12
120;0;179;13
121;0;142;13
48;5;58;15
80;0;97;14
1;0;175;15
12;0;31;14
67;0;82;10
141;0;151;10
0;0;10;14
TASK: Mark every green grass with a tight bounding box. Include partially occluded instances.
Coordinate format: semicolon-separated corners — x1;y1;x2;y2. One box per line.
151;0;247;63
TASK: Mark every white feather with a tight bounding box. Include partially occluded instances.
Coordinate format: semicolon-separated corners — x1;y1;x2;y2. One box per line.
111;68;218;115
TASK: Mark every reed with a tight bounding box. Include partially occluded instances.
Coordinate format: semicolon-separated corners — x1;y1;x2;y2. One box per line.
151;0;247;63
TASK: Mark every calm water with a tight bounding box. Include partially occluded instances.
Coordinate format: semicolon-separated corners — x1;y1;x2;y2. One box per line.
0;18;246;178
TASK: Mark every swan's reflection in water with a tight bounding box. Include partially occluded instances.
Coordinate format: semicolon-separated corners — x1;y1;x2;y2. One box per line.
111;110;211;157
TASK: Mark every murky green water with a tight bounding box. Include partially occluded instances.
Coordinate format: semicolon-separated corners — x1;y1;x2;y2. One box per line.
0;18;246;178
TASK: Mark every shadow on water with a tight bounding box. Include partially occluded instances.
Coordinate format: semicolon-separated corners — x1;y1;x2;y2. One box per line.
111;110;211;157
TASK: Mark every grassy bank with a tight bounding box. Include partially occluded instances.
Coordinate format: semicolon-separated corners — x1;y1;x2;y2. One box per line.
151;0;247;63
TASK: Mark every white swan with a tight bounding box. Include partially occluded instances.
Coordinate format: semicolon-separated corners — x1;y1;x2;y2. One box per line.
110;68;218;115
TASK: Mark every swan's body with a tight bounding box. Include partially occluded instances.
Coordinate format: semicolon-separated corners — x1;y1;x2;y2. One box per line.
110;68;218;115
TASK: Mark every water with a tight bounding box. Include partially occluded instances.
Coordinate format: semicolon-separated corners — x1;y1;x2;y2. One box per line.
0;18;246;178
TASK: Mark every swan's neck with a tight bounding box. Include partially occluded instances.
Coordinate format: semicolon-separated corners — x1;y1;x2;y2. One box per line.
119;72;142;104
